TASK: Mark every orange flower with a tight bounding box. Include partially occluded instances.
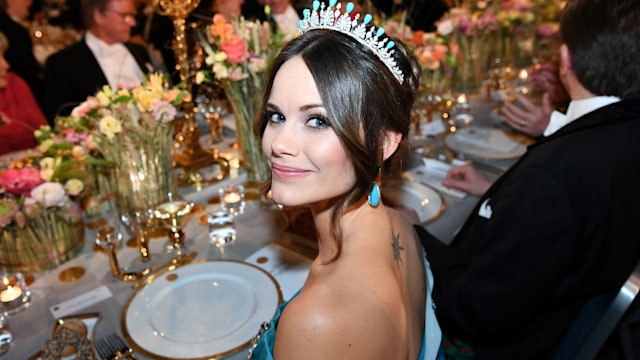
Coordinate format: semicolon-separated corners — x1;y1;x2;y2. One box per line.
211;14;234;41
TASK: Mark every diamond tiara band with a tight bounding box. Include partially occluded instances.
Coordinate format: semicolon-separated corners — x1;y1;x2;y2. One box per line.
298;0;405;84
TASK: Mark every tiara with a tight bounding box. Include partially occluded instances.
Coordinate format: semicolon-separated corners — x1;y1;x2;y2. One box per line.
298;0;405;84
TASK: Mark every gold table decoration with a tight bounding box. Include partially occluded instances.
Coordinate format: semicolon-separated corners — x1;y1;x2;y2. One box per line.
151;0;219;171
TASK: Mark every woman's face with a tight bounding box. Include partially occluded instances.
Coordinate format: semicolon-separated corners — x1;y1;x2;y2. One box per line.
0;52;9;89
262;56;355;207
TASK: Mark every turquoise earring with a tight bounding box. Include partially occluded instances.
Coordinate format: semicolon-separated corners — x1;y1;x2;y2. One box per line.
368;182;380;207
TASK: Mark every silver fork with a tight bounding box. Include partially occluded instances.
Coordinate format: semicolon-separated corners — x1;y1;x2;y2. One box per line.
95;333;137;360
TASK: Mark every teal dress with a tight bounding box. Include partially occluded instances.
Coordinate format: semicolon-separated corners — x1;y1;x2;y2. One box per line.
247;241;442;360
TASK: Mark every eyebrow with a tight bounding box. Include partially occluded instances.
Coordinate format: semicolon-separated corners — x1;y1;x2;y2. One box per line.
266;103;325;112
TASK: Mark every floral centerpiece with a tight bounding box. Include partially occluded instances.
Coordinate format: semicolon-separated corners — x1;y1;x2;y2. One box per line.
198;14;287;183
0;138;91;271
66;73;188;228
435;5;498;91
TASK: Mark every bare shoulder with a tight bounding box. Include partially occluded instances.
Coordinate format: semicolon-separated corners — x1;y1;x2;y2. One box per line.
273;282;405;360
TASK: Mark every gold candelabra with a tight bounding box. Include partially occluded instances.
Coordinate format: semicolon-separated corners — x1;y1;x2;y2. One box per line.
152;0;215;170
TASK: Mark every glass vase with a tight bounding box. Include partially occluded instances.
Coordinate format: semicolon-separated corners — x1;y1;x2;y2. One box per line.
96;123;176;230
0;210;85;272
221;77;270;183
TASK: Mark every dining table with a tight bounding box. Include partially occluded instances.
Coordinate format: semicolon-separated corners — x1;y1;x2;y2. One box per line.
2;91;533;359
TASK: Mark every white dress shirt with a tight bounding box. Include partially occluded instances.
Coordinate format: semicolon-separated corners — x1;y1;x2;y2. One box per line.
544;96;621;136
85;31;145;89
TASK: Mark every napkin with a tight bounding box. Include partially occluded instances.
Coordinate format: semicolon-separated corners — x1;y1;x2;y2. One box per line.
403;159;467;199
454;127;520;153
245;243;311;301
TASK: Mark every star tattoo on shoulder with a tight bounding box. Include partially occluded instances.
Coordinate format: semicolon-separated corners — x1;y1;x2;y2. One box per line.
392;232;404;263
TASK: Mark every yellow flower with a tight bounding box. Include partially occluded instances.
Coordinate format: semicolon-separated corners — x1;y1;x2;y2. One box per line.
99;115;122;140
132;88;155;112
64;178;84;196
96;91;111;107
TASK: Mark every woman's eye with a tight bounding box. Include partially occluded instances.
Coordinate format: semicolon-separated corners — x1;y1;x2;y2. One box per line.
265;110;285;123
307;116;329;129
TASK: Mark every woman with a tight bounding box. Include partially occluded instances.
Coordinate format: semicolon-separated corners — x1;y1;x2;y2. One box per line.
0;31;48;156
248;2;441;359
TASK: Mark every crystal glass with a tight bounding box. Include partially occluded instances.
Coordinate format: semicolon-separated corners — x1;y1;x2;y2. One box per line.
207;210;236;248
0;272;30;315
0;309;11;356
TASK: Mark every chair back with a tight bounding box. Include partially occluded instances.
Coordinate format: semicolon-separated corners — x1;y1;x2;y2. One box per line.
553;258;640;360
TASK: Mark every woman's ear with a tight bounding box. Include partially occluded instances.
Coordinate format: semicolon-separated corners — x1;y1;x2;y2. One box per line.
382;131;402;161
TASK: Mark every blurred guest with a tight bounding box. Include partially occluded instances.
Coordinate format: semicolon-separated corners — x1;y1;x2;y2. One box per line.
372;0;449;32
502;62;570;138
0;32;47;156
263;0;300;37
44;0;154;120
130;0;176;80
212;0;244;18
425;0;640;358
0;0;46;114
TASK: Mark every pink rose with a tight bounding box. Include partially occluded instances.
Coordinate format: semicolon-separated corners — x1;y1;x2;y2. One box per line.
221;36;248;64
71;97;100;118
0;168;43;196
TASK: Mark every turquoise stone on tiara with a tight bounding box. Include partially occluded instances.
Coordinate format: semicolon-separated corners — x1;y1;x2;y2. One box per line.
298;0;405;84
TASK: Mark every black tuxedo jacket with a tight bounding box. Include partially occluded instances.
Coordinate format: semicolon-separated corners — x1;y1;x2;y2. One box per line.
43;37;153;120
424;98;640;359
0;11;45;110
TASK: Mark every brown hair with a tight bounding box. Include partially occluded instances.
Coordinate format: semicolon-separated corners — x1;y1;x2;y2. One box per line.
254;29;420;262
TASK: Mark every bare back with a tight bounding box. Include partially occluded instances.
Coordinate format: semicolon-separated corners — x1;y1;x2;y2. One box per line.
273;205;427;360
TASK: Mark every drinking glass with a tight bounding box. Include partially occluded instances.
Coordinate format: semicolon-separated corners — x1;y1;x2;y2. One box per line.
207;210;236;248
0;272;30;315
0;309;11;356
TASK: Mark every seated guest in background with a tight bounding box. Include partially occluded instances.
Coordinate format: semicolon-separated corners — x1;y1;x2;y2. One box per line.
423;0;640;358
248;4;441;359
130;0;176;81
501;62;570;138
262;0;300;37
0;0;46;114
44;0;154;120
0;32;48;156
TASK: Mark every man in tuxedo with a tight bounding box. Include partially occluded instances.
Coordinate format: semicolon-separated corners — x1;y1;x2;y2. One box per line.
44;0;153;120
0;0;46;113
423;0;640;358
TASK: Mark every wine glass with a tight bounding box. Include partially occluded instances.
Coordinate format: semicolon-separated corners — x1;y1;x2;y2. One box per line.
154;193;194;255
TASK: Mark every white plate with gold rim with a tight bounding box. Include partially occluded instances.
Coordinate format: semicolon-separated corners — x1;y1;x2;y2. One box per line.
122;260;282;359
382;179;446;224
444;127;531;160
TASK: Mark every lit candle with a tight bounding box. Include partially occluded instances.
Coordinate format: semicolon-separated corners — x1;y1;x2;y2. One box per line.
518;69;528;82
223;191;241;205
0;285;22;303
456;93;468;104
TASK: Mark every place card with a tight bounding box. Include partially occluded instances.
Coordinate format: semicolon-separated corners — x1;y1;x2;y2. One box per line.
50;285;112;318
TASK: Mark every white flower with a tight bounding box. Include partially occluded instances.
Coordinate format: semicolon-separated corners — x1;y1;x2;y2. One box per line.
213;63;229;79
437;19;454;36
99;115;122;140
30;182;68;207
64;178;84;196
